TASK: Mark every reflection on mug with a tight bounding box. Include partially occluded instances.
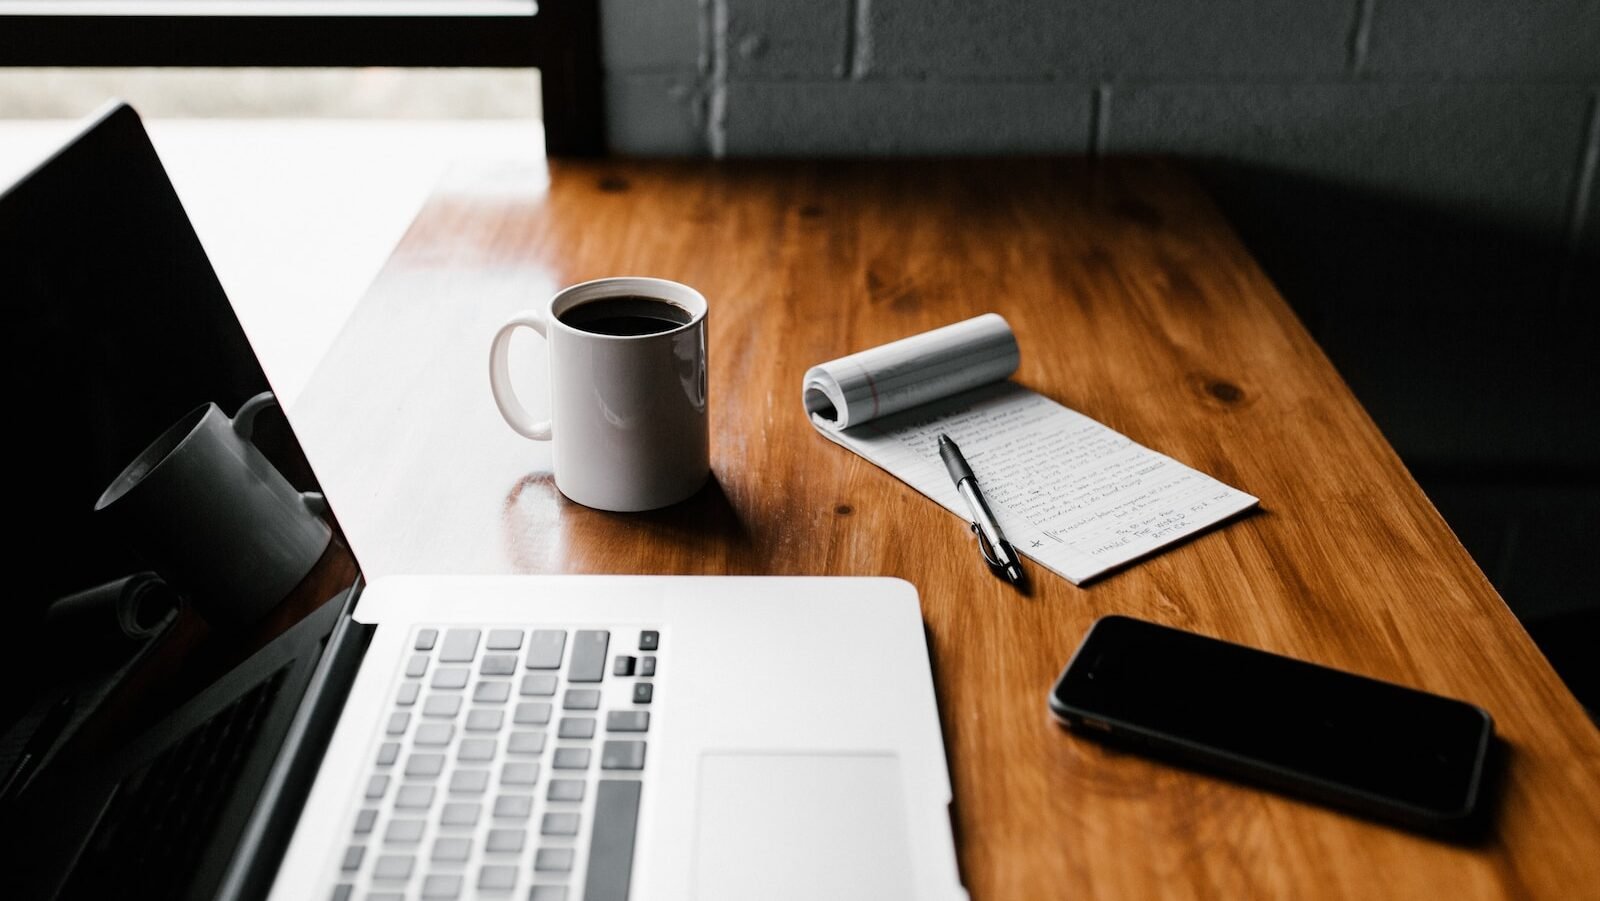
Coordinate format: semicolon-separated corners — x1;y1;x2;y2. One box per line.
674;325;708;412
94;392;331;626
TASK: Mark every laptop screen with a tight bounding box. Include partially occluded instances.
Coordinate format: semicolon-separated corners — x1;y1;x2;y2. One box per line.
0;104;354;813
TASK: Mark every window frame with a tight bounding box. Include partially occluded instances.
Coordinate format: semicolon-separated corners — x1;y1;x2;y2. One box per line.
0;0;603;154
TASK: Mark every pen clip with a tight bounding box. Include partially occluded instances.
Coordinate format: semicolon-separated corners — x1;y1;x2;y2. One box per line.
970;522;1003;568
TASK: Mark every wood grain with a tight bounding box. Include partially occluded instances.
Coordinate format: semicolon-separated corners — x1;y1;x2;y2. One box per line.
292;158;1600;899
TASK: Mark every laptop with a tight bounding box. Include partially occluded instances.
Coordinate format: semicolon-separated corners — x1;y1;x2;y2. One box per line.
1;102;966;901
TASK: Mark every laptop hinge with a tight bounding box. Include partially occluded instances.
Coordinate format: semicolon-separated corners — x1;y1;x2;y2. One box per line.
214;579;374;901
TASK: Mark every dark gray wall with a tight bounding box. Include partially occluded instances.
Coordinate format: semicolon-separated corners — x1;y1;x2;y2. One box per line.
600;0;1600;705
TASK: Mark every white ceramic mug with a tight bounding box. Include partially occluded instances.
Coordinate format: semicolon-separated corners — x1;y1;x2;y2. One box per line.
489;277;710;512
94;392;332;624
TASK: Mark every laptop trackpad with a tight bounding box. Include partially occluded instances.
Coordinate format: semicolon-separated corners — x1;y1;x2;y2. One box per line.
694;752;916;901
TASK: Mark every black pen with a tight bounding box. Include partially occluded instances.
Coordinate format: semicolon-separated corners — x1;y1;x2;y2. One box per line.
938;433;1024;585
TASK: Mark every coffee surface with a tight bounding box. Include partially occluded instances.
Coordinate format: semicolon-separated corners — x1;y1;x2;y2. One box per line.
559;295;692;337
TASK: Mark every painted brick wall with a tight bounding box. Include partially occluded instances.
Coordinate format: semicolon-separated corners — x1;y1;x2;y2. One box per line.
600;1;1599;166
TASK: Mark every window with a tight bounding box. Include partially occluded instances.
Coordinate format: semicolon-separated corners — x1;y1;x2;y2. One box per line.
0;0;601;153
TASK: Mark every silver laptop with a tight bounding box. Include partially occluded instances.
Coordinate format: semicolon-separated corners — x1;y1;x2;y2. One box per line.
273;575;963;901
2;102;965;901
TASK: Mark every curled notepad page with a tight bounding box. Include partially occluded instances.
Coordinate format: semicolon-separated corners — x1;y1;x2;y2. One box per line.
803;314;1259;585
803;313;1020;431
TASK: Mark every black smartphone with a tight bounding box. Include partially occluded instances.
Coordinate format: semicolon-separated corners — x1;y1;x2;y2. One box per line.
1049;615;1496;835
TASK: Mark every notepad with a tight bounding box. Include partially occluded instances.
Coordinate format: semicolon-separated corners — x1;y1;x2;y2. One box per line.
803;314;1259;585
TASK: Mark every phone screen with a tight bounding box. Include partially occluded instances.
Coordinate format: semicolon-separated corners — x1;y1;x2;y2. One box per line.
1051;616;1493;819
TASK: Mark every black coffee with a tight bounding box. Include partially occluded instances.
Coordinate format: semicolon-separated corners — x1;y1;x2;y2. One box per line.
559;295;692;336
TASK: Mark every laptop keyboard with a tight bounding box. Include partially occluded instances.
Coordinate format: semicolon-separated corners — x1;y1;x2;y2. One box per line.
332;626;658;901
61;667;289;900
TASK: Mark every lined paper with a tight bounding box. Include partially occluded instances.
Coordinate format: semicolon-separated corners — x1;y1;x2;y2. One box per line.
806;320;1258;584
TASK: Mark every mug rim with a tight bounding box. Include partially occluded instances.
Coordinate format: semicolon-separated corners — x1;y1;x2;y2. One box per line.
547;277;707;342
94;401;217;511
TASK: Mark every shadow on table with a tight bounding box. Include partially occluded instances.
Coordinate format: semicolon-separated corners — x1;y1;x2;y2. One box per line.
604;474;754;560
1189;162;1600;716
501;472;755;573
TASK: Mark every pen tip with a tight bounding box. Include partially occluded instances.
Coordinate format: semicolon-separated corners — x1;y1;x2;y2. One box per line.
1005;564;1024;584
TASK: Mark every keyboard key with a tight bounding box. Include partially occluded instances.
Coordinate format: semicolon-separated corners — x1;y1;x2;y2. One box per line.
368;894;404;901
501;762;540;785
547;779;584;802
486;828;526;853
396;784;436;808
421;873;463;899
606;711;649;733
407;753;446;777
406;655;429;677
385;819;425;844
377;742;401;765
632;683;653;704
386;712;410;735
479;864;518;890
534;848;574;872
612;656;636;677
493;794;533;818
526;630;567;669
481;654;517;676
466;709;505;732
600;740;647;771
514;702;552;725
415;724;454;746
541;812;580;836
431;836;472;862
585;781;643;901
638;630;659;651
341;844;364;871
568;630;609;682
366;774;390;799
440;629;481;663
520;674;558;696
475;681;512;703
508;732;547;755
529;885;567;901
354;809;379;834
424;695;462;718
450;769;490;794
415;629;438;650
639;656;656;677
373;854;414;880
432;668;470;690
487;629;524;650
441;802;481;826
552;748;590;770
396;683;421;706
562;689;600;710
558;717;596;739
459;738;497;761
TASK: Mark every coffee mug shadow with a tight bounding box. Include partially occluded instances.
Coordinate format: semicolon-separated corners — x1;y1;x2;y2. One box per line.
502;471;753;573
595;473;755;566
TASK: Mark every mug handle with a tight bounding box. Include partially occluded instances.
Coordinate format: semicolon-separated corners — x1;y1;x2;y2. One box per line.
231;391;278;441
488;311;553;441
230;391;332;519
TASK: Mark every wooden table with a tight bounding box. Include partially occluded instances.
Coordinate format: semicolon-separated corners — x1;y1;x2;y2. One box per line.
293;158;1600;899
